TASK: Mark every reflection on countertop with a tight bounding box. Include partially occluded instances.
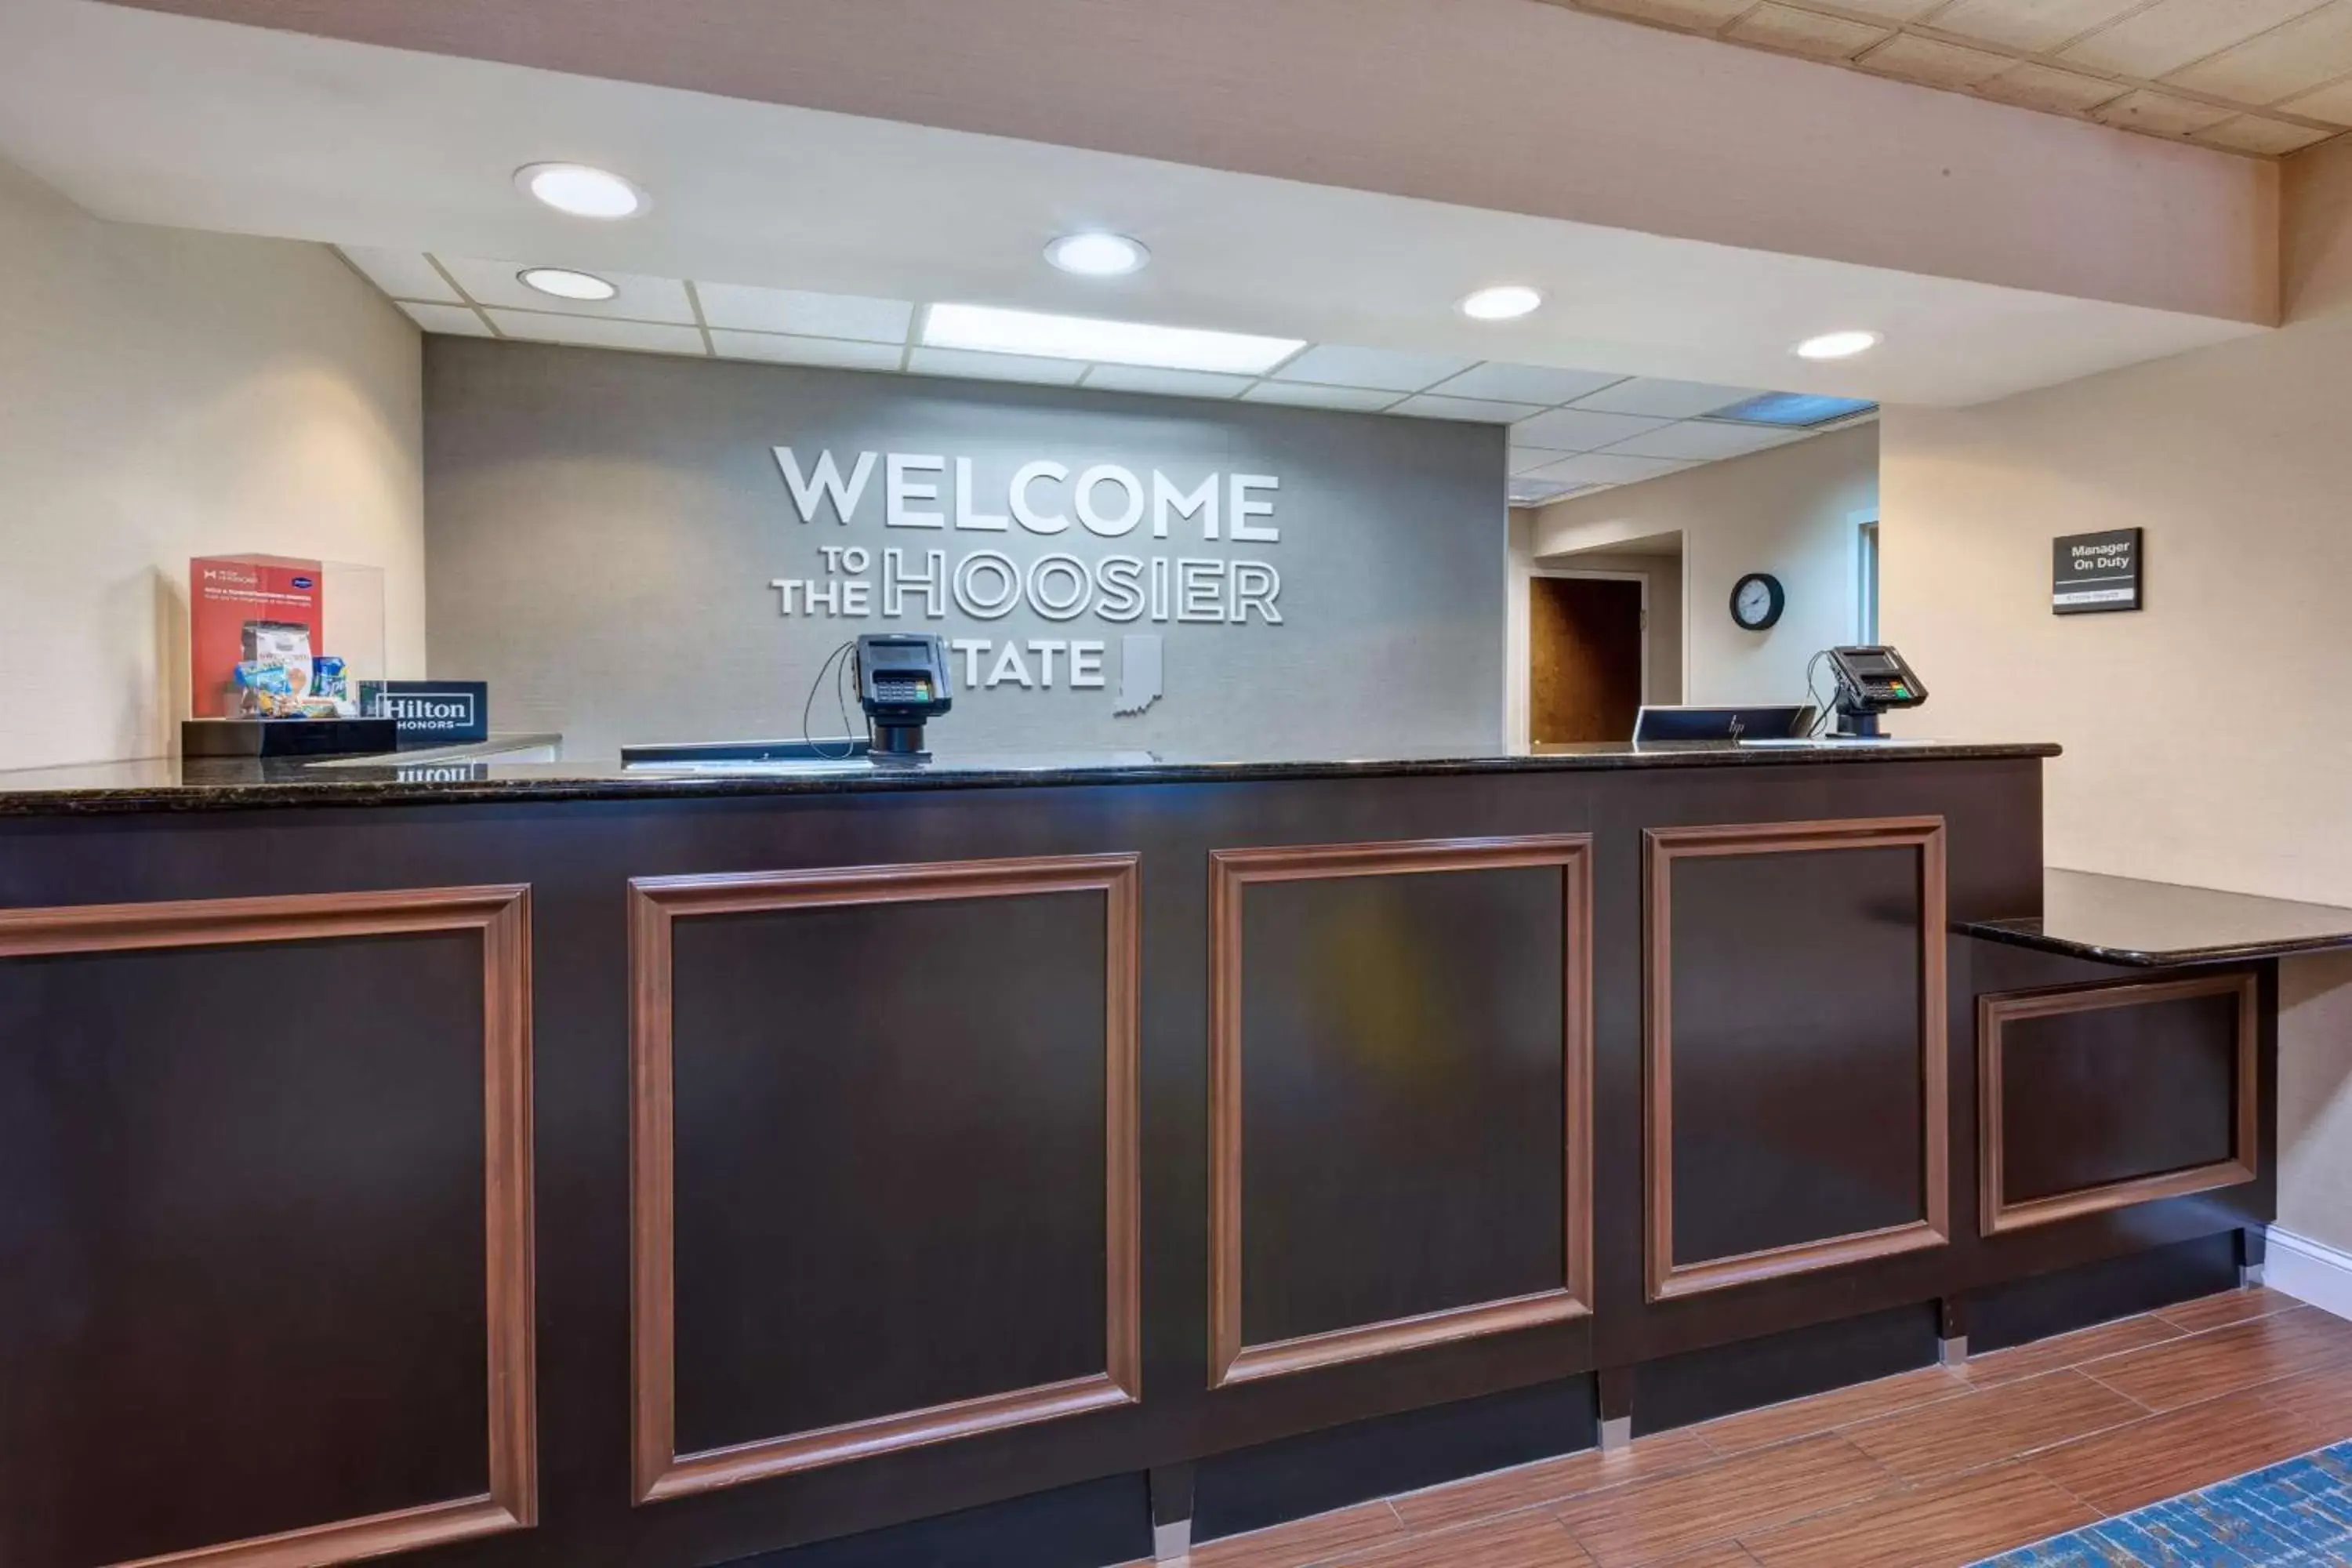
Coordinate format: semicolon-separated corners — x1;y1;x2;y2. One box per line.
1960;868;2352;967
0;735;2060;815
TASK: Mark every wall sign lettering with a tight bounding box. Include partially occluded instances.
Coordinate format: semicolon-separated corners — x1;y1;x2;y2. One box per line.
768;446;1283;710
2052;528;2142;615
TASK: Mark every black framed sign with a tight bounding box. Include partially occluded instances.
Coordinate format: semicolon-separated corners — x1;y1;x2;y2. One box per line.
2052;528;2141;615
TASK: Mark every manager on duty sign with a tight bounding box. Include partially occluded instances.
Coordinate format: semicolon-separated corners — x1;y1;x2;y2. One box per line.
2053;528;2143;614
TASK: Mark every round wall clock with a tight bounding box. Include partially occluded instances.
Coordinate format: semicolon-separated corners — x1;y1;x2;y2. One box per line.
1730;572;1785;631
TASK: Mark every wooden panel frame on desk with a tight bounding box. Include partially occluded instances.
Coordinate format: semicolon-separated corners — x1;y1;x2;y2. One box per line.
1642;817;1949;1302
1207;835;1595;1389
0;885;538;1568
1978;971;2259;1237
628;853;1142;1504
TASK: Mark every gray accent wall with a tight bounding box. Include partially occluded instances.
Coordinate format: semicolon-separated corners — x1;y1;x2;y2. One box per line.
424;339;1505;761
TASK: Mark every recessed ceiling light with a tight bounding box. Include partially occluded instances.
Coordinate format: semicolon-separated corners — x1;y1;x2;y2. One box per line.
517;267;619;302
1460;285;1544;321
923;303;1304;375
1794;330;1882;361
1045;233;1150;278
514;162;647;220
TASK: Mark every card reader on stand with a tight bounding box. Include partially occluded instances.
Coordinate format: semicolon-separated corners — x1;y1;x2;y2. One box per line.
855;633;953;763
1824;645;1928;739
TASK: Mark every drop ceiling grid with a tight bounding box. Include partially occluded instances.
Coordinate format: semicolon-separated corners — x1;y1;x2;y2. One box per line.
339;247;1860;501
1546;0;2352;156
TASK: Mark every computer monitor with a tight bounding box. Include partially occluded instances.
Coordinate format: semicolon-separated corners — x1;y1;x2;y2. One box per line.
1632;705;1813;743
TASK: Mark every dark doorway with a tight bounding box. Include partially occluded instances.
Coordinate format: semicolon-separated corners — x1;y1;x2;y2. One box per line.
1530;575;1643;743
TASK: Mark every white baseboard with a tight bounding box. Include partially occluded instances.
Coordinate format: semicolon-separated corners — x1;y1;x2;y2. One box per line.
2268;1228;2352;1323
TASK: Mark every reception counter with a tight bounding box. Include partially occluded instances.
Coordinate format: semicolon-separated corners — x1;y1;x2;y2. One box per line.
0;740;2288;1568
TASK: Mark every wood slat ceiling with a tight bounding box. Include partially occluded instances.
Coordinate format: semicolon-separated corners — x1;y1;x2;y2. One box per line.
1541;0;2352;157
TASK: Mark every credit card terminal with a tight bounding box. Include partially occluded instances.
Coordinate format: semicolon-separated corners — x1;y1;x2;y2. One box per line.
1824;646;1926;738
855;633;953;760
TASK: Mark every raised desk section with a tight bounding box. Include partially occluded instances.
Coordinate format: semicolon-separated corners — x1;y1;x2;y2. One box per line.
0;740;2279;1568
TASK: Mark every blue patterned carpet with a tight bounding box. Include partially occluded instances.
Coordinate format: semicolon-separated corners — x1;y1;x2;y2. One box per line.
1975;1442;2352;1566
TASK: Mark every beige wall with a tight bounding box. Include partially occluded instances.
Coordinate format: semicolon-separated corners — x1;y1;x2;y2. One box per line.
1527;424;1878;717
1882;138;2352;1251
0;156;422;771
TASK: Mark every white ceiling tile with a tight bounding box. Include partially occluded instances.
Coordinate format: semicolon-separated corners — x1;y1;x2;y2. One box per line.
485;313;708;355
1726;3;1893;61
398;301;492;337
339;246;460;303
1604;420;1809;460
1857;33;2017;89
2277;76;2352;123
710;331;904;371
2189;114;2337;153
1570;377;1768;419
1425;363;1628;405
2089;88;2234;136
1926;0;2147;55
439;256;697;323
1269;344;1475;393
906;347;1089;386
1828;0;1950;18
2167;0;2352;103
1973;60;2132;113
1389;393;1548;423
1576;0;1755;30
1528;452;1698;486
1509;446;1580;475
1081;365;1255;398
1508;479;1598;506
694;282;913;343
2061;0;2328;81
1240;382;1401;412
1513;407;1675;451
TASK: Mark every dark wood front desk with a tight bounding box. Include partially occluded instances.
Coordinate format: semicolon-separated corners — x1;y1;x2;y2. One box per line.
0;742;2286;1568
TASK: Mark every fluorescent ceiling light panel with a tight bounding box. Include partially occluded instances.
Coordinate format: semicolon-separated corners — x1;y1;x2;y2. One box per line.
1706;391;1879;426
922;303;1302;375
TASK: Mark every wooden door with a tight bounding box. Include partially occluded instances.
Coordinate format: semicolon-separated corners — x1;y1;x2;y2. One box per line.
1530;575;1643;743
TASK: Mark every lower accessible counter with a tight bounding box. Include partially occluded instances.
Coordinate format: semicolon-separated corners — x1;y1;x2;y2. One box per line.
0;739;2289;1568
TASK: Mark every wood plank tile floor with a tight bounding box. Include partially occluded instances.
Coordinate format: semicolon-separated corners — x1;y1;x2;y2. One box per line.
1167;1289;2352;1568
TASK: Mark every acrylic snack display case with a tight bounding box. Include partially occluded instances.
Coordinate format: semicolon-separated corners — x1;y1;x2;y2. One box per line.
183;554;394;756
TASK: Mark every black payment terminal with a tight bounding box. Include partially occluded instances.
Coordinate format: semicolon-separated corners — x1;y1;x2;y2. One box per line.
1824;645;1927;739
855;633;953;761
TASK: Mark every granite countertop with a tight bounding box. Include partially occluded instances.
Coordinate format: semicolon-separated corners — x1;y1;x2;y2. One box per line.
1960;869;2352;967
0;737;2060;816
